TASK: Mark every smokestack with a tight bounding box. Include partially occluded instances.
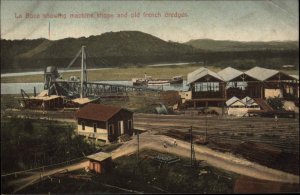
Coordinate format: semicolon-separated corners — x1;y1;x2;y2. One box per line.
48;21;50;40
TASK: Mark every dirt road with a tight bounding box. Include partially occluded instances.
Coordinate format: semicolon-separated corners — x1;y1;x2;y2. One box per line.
7;132;299;193
7;161;89;193
112;133;299;184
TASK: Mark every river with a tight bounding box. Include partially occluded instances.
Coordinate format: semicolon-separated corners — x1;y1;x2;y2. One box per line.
1;81;190;94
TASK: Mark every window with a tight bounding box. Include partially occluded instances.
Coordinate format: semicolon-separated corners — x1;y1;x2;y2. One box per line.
81;121;85;130
128;120;132;130
109;124;114;135
93;123;97;133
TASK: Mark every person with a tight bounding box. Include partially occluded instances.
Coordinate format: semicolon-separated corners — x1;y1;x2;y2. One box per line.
163;142;167;148
173;139;177;146
275;115;278;122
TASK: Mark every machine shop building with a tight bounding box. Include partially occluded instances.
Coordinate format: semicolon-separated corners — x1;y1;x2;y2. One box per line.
75;103;134;143
183;66;299;109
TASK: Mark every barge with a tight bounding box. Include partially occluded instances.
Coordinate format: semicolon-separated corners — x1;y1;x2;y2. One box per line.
132;75;183;86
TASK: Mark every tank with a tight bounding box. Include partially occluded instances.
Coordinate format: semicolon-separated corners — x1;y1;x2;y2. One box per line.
44;66;60;90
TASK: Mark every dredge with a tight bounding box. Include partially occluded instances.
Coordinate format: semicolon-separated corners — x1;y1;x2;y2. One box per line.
19;46;162;110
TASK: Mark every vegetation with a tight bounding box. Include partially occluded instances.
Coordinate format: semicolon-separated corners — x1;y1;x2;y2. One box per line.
0;118;98;174
267;97;284;110
1;65;298;83
19;150;237;194
184;39;298;51
1;31;299;73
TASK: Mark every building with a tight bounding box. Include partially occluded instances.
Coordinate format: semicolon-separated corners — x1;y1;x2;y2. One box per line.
183;66;299;109
186;67;226;108
75;103;134;143
244;66;298;99
20;90;65;110
240;96;260;109
226;96;260;117
87;152;113;174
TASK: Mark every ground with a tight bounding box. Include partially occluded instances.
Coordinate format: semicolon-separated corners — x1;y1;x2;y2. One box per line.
18;150;237;194
1;93;299;193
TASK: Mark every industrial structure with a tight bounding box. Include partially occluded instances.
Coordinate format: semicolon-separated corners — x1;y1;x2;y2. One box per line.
19;46;162;110
182;66;299;112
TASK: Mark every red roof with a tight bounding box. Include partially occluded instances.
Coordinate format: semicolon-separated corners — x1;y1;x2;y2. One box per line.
75;103;131;121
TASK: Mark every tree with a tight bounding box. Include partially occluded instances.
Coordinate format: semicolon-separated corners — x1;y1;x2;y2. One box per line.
267;97;283;110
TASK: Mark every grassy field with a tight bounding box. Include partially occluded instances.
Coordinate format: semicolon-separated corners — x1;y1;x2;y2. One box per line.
0;117;98;174
1;65;299;83
18;150;237;194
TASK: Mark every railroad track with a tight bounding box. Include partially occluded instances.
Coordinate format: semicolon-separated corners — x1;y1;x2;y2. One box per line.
134;114;299;153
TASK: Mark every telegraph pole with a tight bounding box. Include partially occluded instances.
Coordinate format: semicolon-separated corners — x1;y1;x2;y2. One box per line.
80;46;86;98
137;130;140;164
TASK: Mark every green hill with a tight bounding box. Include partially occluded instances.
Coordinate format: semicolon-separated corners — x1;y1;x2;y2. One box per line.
1;31;198;72
184;39;298;51
1;31;298;73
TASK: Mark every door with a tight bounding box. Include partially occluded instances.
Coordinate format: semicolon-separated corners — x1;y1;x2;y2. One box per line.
120;121;124;135
119;120;124;135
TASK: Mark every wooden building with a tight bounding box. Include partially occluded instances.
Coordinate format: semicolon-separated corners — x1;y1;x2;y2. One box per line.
218;67;260;99
87;152;112;174
186;67;226;108
21;90;65;110
75;103;134;143
183;66;299;110
226;96;260;117
244;67;298;100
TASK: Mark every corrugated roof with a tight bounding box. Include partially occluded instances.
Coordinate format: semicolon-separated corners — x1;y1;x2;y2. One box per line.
244;66;279;81
290;75;299;80
75;103;131;121
226;96;245;106
240;96;257;106
87;152;111;162
37;90;48;97
240;96;252;104
187;67;224;84
29;95;63;101
72;97;97;105
217;67;243;82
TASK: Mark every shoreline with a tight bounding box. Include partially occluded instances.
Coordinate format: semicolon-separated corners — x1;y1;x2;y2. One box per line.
1;66;298;83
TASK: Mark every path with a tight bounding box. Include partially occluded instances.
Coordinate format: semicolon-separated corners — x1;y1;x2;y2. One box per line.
6;133;299;193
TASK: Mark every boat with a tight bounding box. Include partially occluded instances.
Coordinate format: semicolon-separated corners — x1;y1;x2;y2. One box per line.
132;75;183;86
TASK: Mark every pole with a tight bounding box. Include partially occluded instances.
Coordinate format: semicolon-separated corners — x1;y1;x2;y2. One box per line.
80;46;85;98
48;21;50;40
190;126;192;167
137;130;139;164
205;108;207;139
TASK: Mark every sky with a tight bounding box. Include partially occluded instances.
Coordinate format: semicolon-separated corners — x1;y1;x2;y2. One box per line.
1;0;299;42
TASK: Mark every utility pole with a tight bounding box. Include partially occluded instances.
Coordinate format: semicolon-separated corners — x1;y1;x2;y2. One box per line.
137;130;140;164
80;46;86;98
190;126;196;167
205;107;208;140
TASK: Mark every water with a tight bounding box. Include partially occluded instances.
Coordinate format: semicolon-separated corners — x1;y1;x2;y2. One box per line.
1;83;44;94
1;81;190;94
147;62;197;67
0;68;113;78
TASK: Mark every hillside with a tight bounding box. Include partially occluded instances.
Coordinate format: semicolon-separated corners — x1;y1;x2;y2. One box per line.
1;31;299;73
184;39;299;51
1;31;198;72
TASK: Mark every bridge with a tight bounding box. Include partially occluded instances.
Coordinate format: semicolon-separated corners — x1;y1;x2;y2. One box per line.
44;46;163;98
53;80;163;98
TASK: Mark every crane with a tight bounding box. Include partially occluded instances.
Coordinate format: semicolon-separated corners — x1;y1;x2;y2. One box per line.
65;45;88;98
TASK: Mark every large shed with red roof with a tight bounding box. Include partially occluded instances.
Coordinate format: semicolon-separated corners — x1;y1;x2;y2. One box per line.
75;103;133;143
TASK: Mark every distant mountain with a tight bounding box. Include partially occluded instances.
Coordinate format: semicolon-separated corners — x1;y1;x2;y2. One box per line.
1;31;299;73
184;39;299;51
1;31;198;72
